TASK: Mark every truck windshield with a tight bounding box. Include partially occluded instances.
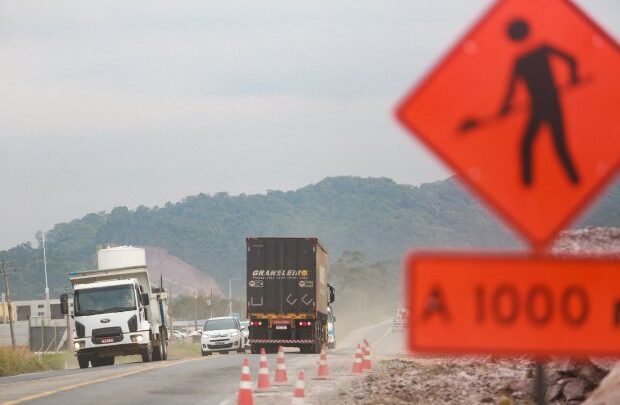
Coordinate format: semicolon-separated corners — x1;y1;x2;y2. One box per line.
74;285;136;316
204;319;237;331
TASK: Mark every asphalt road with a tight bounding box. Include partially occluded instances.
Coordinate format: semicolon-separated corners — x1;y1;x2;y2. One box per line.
0;320;403;405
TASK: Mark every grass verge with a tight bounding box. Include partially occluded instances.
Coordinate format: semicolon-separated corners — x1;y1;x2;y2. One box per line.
0;346;68;377
167;341;202;359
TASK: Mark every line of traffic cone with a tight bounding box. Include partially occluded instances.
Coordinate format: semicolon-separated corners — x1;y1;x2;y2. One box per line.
255;348;277;392
312;345;332;380
273;346;291;385
351;343;363;375
291;370;306;405
238;358;254;405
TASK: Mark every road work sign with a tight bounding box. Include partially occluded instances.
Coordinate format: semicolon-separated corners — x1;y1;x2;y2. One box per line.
396;0;620;248
406;254;620;357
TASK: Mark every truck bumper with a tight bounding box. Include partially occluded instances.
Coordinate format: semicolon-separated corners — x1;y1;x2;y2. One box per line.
74;330;150;357
249;339;314;345
75;343;147;358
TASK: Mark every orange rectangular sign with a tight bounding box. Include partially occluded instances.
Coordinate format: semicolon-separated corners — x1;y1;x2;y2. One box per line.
407;254;620;357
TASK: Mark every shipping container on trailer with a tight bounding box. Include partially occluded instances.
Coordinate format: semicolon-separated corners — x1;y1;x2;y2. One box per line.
246;237;332;354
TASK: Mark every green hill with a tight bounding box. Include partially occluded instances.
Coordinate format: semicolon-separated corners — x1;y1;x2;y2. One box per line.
2;176;618;299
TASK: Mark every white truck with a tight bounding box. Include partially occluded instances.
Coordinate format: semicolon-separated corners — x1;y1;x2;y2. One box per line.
60;246;169;368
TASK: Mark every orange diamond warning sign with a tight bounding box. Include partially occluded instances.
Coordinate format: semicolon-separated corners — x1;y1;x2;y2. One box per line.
396;0;620;248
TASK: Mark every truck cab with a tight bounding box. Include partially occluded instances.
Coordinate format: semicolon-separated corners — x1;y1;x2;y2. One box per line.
62;246;169;368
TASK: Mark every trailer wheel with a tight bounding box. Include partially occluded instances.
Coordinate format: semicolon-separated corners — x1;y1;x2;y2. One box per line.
142;343;153;362
77;355;90;369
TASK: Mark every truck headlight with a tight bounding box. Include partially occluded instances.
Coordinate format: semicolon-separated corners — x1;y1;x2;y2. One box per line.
131;335;144;343
73;341;85;350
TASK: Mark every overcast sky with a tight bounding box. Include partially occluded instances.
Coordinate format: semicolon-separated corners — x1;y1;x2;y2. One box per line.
0;0;618;249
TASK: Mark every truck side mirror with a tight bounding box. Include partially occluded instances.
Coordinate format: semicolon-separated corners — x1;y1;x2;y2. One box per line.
60;293;69;315
329;286;335;304
140;293;150;306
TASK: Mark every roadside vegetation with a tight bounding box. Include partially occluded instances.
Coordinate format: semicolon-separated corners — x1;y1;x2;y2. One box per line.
167;341;202;359
0;346;67;377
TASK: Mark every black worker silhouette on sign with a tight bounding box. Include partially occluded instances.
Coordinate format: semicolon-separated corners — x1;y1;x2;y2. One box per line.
498;18;581;187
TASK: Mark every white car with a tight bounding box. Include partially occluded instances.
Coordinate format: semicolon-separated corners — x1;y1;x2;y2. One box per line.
201;317;245;355
171;330;187;340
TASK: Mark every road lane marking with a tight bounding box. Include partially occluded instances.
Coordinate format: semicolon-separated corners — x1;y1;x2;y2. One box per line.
1;358;202;405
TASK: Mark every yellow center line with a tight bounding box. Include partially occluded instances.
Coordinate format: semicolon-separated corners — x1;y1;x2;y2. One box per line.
1;357;204;405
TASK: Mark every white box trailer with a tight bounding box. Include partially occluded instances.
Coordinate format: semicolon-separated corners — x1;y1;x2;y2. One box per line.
61;247;169;368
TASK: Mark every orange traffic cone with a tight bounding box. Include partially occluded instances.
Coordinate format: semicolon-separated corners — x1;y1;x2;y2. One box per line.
313;345;331;380
256;348;273;391
238;358;254;405
352;344;363;375
362;340;372;371
274;346;290;385
291;370;306;405
362;339;372;371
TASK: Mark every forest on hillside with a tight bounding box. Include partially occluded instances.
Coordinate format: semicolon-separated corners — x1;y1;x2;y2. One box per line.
1;175;618;300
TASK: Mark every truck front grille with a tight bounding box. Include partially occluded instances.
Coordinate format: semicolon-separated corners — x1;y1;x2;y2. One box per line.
91;327;123;344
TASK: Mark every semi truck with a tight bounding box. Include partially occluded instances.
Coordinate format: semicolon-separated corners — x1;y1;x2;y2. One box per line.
246;237;335;354
61;246;169;368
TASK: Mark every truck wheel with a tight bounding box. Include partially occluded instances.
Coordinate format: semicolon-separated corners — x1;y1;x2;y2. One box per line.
91;358;104;367
250;345;259;354
142;343;153;362
161;334;168;360
152;338;163;361
315;344;322;354
77;356;90;369
107;357;115;366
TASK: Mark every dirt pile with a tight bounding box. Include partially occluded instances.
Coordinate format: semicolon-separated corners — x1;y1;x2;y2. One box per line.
552;227;620;256
338;358;535;405
144;246;222;296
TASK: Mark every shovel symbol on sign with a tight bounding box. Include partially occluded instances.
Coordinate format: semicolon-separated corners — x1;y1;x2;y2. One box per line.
456;18;595;187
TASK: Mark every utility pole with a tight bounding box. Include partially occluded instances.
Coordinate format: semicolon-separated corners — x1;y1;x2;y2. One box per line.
228;278;243;316
209;289;213;318
65;287;73;352
42;233;50;323
1;261;16;349
193;290;198;331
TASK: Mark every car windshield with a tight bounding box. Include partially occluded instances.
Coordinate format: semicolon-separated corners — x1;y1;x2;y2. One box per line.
74;285;136;316
204;318;237;331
